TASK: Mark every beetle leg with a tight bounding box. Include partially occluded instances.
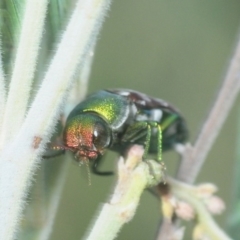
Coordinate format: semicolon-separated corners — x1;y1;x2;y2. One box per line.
143;124;151;159
157;124;162;162
143;122;162;162
122;121;150;158
122;121;148;142
122;121;162;162
91;155;114;176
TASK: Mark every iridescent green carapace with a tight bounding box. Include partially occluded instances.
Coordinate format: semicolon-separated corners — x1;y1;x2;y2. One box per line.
60;89;188;175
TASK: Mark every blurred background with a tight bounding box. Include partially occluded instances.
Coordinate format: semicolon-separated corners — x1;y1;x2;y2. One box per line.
18;0;240;239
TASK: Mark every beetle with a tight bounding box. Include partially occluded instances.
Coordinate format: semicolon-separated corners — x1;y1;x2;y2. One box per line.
51;89;188;175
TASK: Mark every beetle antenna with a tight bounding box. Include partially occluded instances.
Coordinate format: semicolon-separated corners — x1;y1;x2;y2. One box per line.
43;142;65;159
50;144;65;151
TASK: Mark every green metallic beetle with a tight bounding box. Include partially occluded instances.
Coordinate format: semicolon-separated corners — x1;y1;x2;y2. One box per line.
55;89;188;175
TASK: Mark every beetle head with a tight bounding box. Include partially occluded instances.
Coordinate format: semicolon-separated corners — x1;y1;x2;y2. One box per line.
63;113;111;162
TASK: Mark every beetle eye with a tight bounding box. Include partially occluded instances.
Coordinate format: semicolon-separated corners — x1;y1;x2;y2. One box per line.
92;121;111;150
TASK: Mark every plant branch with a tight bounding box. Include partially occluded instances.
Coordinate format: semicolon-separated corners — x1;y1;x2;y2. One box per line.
177;35;240;183
84;145;163;240
156;219;183;240
0;1;112;239
36;27;97;240
0;0;48;147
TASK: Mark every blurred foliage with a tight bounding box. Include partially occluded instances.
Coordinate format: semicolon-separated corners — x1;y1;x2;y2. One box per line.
0;0;23;72
0;0;70;74
47;0;68;42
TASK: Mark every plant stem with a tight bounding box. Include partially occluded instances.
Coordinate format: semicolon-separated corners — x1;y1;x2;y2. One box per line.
36;26;97;240
177;36;240;183
84;145;163;240
0;1;112;239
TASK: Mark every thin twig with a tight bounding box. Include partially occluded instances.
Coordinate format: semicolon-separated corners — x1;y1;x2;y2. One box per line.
156;219;183;240
177;36;240;183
